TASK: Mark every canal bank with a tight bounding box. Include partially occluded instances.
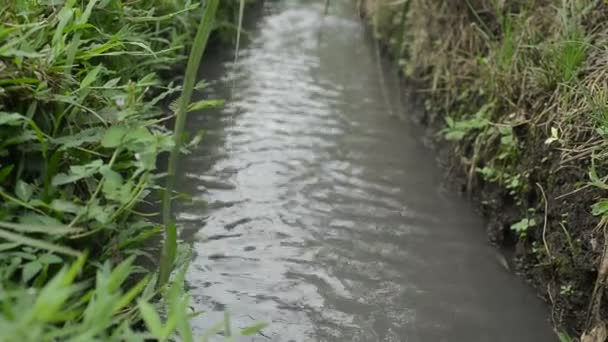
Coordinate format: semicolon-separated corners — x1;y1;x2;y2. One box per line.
360;0;608;339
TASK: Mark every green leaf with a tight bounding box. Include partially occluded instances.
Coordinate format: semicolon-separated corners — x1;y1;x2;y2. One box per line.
113;275;149;314
107;256;135;293
79;0;100;25
22;261;43;283
592;200;608;217
185;130;204;150
137;300;164;338
557;331;574;342
50;199;82;214
101;126;128;147
100;166;122;185
15;180;34;202
85;200;113;224
187;99;224;112
100;166;133;204
52;159;103;186
0;242;20;252
39;254;63;264
0;112;26;126
240;322;268;336
125;3;199;22
118;225;162;250
0;228;80;256
444;130;466;141
103;77;121;88
200;320;227;342
510;218;536;235
51;3;74;58
80;64;102;89
54;127;104;150
32;266;78;322
175;295;193;342
0;164;14;183
194;80;209;90
19;214;64;228
125;41;156;57
128;126;154;145
3;219;81;235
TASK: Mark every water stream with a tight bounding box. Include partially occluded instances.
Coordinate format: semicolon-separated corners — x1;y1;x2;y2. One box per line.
174;1;557;340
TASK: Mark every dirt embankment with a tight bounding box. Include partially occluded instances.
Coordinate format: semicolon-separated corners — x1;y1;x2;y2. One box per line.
360;0;608;339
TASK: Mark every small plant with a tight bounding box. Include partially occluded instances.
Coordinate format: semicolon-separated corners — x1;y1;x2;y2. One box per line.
475;124;523;198
441;102;493;141
588;161;608;220
511;217;537;238
560;283;575;296
591;199;608;217
536;0;588;89
497;12;517;73
477;166;499;182
555;0;588;83
545;127;561;145
557;331;575;342
505;173;524;197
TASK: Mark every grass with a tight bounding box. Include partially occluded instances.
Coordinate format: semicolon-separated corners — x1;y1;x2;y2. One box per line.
364;0;608;338
160;0;220;288
0;0;263;340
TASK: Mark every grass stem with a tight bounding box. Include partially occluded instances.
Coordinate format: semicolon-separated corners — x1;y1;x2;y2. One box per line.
159;0;220;287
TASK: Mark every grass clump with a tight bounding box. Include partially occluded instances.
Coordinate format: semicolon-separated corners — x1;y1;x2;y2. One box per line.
0;0;263;340
363;0;608;338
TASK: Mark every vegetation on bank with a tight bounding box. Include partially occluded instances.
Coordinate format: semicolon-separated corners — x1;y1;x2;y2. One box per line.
363;0;608;339
0;0;262;340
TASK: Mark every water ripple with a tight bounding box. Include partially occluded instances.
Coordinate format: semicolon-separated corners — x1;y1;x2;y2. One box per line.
173;1;556;341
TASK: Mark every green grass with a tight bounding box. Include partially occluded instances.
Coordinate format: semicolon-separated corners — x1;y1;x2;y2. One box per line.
0;0;264;340
160;0;220;288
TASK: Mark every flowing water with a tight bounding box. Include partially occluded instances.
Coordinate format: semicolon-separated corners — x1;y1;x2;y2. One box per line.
174;1;557;340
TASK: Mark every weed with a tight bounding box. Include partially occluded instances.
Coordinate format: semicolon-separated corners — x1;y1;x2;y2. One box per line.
560;283;575;296
160;0;220;288
557;331;575;342
511;217;536;239
441;102;492;141
0;0;261;339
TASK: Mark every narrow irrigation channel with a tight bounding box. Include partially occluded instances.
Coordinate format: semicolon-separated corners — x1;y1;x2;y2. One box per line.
175;0;557;340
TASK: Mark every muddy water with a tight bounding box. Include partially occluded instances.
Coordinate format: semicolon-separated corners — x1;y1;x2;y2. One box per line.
174;1;556;341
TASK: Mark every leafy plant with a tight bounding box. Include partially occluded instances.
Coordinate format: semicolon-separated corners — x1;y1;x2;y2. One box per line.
511;217;536;238
0;0;260;339
441;102;493;141
557;331;575;342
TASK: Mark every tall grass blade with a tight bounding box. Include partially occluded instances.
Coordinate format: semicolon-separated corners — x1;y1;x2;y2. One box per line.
396;0;411;61
160;0;220;287
234;0;246;65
